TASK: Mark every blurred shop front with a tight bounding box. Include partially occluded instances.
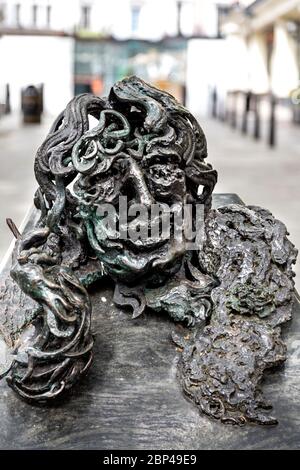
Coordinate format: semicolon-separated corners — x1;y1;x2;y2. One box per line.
74;38;187;104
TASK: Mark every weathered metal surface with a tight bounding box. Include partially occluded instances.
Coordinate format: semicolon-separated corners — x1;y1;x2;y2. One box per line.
0;251;300;449
0;77;297;428
175;204;297;425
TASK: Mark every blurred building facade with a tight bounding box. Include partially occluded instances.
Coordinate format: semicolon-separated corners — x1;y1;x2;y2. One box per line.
220;0;300;119
0;0;241;116
0;0;222;38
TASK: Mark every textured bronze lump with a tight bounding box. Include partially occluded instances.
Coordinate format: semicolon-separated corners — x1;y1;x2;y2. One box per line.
0;76;297;426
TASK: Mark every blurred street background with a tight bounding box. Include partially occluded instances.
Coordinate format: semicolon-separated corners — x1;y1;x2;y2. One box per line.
0;0;300;285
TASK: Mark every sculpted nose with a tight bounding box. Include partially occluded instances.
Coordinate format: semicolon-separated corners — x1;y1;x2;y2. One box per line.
127;158;154;207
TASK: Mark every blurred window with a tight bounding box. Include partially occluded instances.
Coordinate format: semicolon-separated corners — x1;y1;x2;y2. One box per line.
32;4;38;27
81;5;91;29
46;5;51;28
14;3;20;27
131;5;141;34
266;29;274;76
0;3;6;24
74;39;187;102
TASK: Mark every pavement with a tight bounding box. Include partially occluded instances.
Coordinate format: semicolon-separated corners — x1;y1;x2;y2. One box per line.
0;113;53;265
202;117;300;289
0;112;299;288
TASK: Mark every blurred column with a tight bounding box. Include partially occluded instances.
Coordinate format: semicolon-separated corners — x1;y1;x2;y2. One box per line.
223;33;249;92
248;33;269;95
270;20;299;98
186;39;228;117
222;32;249;128
176;0;183;36
192;0;219;37
5;84;11;115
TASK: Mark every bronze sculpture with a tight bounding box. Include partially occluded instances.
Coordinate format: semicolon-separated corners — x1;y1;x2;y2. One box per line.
0;76;297;425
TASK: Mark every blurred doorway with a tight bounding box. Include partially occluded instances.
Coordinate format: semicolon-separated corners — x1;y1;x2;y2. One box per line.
74;38;187;104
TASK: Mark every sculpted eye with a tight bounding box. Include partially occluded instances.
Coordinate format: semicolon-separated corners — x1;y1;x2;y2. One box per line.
147;164;185;200
149;164;184;182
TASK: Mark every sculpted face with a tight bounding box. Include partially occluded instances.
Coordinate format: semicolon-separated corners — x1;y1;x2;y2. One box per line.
5;76;296;426
70;78;217;283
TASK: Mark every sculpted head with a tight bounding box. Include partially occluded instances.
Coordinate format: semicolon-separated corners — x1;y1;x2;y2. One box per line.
35;76;217;283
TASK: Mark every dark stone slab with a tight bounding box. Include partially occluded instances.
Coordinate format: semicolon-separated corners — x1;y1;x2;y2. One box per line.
212;193;243;208
0;208;40;346
0;193;299;450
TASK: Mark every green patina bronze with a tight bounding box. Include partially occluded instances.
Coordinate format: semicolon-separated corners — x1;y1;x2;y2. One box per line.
0;76;297;426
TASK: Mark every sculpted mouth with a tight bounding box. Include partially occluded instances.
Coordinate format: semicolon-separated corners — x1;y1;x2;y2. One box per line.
120;216;174;250
122;234;168;250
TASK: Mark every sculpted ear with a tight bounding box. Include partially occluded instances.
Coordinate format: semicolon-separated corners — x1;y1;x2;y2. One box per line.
185;160;218;207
